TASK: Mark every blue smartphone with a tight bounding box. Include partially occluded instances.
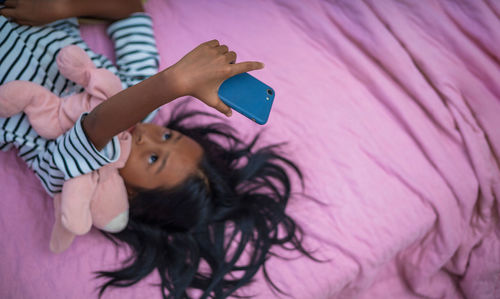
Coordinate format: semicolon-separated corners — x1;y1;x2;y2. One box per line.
218;73;275;125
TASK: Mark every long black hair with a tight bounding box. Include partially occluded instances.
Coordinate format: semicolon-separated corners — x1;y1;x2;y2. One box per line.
97;101;317;298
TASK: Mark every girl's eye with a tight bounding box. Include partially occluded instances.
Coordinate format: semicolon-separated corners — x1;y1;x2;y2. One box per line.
162;132;172;140
148;154;158;164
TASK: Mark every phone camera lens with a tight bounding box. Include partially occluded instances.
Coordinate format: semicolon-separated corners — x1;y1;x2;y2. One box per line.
267;89;274;96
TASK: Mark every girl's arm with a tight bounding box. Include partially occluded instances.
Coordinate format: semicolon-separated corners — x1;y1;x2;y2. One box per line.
0;0;144;26
83;40;264;150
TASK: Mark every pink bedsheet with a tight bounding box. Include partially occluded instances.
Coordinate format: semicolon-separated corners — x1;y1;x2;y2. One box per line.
1;0;500;298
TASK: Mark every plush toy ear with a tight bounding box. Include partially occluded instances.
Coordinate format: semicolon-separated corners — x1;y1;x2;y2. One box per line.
49;194;76;253
57;45;123;99
60;172;98;235
56;45;95;86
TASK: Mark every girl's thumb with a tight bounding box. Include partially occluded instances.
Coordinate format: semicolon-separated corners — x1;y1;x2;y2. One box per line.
214;98;232;117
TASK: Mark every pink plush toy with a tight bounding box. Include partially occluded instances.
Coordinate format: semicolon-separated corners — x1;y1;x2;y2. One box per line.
0;45;131;253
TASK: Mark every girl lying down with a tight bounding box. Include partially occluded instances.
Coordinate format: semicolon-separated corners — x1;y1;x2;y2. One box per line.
0;0;317;298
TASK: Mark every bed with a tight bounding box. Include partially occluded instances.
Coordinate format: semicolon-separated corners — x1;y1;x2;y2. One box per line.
1;0;500;298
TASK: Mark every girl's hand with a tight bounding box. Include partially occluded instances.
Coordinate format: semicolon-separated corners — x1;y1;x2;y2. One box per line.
168;40;264;117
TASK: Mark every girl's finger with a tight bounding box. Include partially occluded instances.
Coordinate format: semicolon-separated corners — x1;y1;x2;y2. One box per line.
230;61;264;76
212;97;232;117
217;45;228;55
3;0;16;8
225;51;237;64
13;19;33;26
204;39;220;48
0;8;16;19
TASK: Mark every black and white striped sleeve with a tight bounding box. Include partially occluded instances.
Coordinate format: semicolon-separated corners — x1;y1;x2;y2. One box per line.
107;13;160;87
0;113;121;196
44;113;120;181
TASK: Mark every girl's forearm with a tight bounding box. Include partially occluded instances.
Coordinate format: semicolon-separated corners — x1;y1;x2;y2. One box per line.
72;0;144;20
82;70;179;150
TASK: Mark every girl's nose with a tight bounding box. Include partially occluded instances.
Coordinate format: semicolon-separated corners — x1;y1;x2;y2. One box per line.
135;131;144;144
135;130;156;147
135;130;149;145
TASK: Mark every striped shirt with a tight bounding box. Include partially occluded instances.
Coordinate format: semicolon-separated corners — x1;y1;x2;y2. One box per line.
0;13;159;196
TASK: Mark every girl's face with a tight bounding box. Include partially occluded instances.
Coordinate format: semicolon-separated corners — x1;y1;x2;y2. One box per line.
119;123;204;192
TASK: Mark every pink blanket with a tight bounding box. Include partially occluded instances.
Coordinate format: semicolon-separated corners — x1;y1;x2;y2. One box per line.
1;0;500;298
